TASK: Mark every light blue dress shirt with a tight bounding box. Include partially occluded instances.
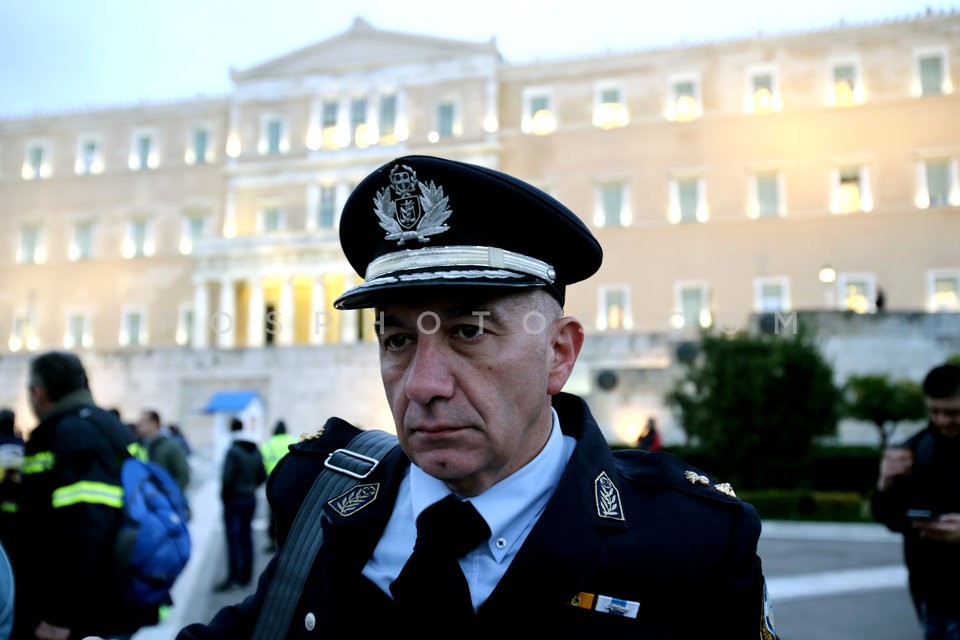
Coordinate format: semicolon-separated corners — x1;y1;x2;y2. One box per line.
362;408;575;610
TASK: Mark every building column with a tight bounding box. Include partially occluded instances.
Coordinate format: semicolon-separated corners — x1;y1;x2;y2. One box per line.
247;276;265;348
311;277;327;345
217;278;236;349
192;280;209;349
339;272;358;344
277;277;294;346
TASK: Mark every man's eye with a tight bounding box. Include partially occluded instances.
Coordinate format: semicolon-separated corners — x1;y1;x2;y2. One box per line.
455;325;484;340
382;334;412;349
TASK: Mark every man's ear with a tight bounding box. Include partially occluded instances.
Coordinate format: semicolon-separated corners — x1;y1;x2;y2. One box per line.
548;316;585;395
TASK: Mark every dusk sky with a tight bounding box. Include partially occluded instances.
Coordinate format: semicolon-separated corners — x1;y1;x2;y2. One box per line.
0;0;955;116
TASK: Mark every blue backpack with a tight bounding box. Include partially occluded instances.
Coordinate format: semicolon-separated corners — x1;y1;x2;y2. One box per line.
82;408;192;607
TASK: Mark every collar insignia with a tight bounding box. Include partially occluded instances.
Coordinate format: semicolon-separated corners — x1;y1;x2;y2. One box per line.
374;164;452;246
594;471;625;521
299;427;325;442
328;483;380;517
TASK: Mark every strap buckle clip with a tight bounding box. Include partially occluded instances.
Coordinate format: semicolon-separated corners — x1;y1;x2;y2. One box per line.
324;448;381;479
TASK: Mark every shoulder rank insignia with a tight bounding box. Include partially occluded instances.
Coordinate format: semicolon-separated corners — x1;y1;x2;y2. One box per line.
374;163;452;246
594;471;625;521
684;470;710;486
714;482;737;497
328;483;380;517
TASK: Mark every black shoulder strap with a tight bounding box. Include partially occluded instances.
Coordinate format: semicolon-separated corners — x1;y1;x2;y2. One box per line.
251;429;399;640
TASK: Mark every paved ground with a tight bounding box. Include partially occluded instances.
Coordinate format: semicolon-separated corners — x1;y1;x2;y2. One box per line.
135;455;926;639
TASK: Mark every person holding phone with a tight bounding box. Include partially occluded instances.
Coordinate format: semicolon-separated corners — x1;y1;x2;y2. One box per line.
872;363;960;640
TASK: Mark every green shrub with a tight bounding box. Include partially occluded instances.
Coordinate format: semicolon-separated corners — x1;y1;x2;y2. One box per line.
738;489;869;522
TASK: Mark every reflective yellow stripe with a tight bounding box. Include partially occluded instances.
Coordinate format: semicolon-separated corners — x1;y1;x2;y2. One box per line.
52;481;123;509
128;442;148;462
22;451;55;474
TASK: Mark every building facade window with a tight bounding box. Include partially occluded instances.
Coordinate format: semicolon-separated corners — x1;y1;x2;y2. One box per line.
432;100;458;141
669;176;707;223
180;212;208;254
129;132;158;170
668;74;701;122
916;157;960;208
836;272;876;313
671;282;711;329
259;116;288;155
75;136;103;175
317;186;337;229
69;221;94;261
123;218;154;258
928;270;960;312
746;67;781;113
916;49;951;96
17;226;45;264
594;182;630;227
64;311;91;349
9;311;37;352
379;94;397;142
522;88;556;135
593;82;628;129
186;126;213;164
753;277;791;312
829;61;863;106
350;96;370;147
749;172;785;218
120;307;147;347
598;285;632;331
830;165;873;213
258;206;285;233
176;305;193;346
22;142;51;180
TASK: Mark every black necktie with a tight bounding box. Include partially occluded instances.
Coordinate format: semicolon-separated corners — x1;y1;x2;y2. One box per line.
390;494;491;626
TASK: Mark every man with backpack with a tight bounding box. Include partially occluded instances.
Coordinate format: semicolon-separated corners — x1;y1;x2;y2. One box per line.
13;350;160;640
873;362;960;639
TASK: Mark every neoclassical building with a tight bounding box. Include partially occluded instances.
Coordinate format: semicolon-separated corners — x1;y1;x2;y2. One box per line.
1;12;958;445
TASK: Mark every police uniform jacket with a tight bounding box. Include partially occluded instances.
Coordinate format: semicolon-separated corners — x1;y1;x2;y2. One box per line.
179;393;777;639
14;398;157;639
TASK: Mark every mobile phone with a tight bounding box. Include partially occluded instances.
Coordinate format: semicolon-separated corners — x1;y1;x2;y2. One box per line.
906;509;934;521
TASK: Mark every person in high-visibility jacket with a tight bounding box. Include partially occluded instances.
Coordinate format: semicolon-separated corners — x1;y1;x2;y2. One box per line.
14;351;159;639
260;420;296;551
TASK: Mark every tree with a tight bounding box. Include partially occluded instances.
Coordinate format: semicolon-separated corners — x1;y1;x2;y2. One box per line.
665;325;841;490
841;374;927;450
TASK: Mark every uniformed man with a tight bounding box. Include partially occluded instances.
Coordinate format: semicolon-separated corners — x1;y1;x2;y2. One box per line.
177;155;779;639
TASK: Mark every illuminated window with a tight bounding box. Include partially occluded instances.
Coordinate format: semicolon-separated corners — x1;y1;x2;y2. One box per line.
64;312;91;349
919;53;946;96
69;221;94;261
746;68;781;113
749;172;784;218
831;165;872;214
75;136;103;175
522;89;556;135
668;76;701;122
379;94;397;142
351;97;369;147
672;283;711;329
598;285;632;331
180;213;208;255
120;307;147;347
123;219;154;258
594;182;629;227
321;100;340;149
129;132;157;170
836;273;875;313
8;311;37;352
22;142;50;180
928;271;960;312
669;176;707;223
831;63;861;106
259;116;288;155
186;127;213;165
753;277;791;312
916;157;959;208
17;226;45;264
259;207;285;233
593;82;628;129
176;306;194;346
435;100;458;139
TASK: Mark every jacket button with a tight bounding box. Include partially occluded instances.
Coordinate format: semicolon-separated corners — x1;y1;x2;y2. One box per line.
304;612;316;631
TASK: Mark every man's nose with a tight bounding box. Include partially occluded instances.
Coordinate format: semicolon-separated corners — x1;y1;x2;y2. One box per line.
404;338;455;404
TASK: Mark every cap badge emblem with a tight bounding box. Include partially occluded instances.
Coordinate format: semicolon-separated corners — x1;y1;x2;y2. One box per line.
594;471;625;521
328;483;380;517
374;164;452;246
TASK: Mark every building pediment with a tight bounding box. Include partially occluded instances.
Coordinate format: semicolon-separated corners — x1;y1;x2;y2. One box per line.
232;17;500;81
